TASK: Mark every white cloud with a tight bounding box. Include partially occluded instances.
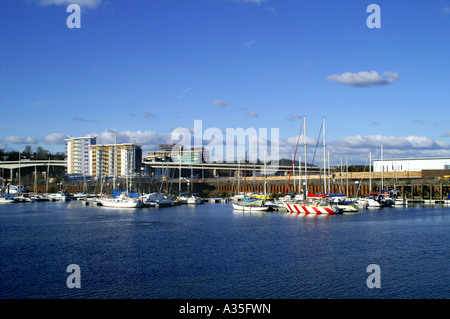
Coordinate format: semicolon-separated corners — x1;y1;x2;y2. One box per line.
287;114;302;121
440;130;450;138
39;0;102;9
72;117;97;123
328;135;450;163
247;111;258;117
244;38;256;47
179;87;193;99
88;129;172;153
42;133;71;145
2;136;39;144
262;7;277;16
326;71;399;87
143;112;157;119
233;0;265;4
277;133;450;164
441;7;450;14
211;100;229;107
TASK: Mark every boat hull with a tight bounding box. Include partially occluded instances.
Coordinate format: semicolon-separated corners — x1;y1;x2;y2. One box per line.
285;203;340;214
0;198;16;204
100;199;143;208
232;202;269;212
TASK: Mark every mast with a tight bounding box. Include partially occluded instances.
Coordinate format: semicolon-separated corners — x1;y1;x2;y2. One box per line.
292;153;295;192
179;155;181;194
100;149;104;195
304;116;307;199
369;151;372;193
264;150;267;201
346;156;349;196
299;155;301;196
46;157;50;194
328;149;331;194
113;132;117;191
323;116;326;194
340;156;343;193
253;144;256;193
18;147;21;189
381;145;384;193
244;150;247;193
237;160;240;194
34;165;37;194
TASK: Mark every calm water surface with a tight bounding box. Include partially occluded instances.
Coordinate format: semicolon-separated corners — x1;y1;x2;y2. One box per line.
0;201;448;299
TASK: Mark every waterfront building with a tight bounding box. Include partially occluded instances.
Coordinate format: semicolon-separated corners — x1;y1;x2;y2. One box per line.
373;157;450;173
65;137;97;176
89;143;142;179
171;147;210;164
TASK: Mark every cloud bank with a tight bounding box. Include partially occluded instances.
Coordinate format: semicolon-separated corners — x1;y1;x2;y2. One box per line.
2;130;450;165
326;71;399;87
211;100;229;107
38;0;102;9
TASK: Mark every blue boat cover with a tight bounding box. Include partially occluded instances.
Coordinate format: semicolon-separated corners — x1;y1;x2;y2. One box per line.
243;195;259;202
113;189;140;198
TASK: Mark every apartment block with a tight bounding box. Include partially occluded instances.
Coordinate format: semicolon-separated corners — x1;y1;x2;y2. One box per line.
90;143;142;179
65;137;97;176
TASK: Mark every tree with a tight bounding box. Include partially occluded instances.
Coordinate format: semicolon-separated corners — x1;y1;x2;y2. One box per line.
36;146;50;160
22;146;32;159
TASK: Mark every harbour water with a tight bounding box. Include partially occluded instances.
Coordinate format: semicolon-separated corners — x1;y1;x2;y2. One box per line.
0;201;448;299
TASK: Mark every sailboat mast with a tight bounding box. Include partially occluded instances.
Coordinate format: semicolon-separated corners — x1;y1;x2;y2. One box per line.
340;156;343;193
244;150;247;193
18;147;21;189
299;155;301;196
292;153;295;192
381;145;384;193
328;149;331;194
304;116;307;199
264;150;267;200
369;151;372;193
323;116;326;194
46;158;50;194
113;132;117;191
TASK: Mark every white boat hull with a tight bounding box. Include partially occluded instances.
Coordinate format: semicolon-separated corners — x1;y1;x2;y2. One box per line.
100;199;143;208
187;198;202;204
0;198;16;204
232;202;269;212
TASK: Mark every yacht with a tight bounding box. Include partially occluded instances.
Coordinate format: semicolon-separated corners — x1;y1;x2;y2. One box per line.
15;193;36;203
141;193;174;207
100;191;143;208
177;193;202;205
49;190;72;201
0;194;17;204
6;185;27;195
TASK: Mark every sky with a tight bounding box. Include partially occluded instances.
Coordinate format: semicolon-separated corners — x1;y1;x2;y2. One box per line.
1;0;450;165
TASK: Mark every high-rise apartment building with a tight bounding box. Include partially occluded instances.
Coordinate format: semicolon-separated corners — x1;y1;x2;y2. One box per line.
65;136;97;176
90;143;142;179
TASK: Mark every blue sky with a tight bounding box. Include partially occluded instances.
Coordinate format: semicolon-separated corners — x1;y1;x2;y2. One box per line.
1;0;450;164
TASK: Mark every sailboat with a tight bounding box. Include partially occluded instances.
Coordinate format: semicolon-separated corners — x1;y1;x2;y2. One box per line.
99;134;143;208
232;150;269;212
284;117;340;214
100;190;143;208
141;192;174;207
232;201;269;212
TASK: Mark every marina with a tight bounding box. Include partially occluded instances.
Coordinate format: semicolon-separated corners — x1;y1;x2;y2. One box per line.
0;200;448;299
1;0;450;304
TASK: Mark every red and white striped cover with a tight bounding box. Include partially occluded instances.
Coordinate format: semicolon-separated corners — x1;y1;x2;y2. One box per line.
285;203;339;214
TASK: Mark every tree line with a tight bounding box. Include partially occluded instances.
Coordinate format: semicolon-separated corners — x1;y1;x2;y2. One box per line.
0;146;65;161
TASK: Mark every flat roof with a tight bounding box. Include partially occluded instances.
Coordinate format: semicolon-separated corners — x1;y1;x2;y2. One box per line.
373;157;450;162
